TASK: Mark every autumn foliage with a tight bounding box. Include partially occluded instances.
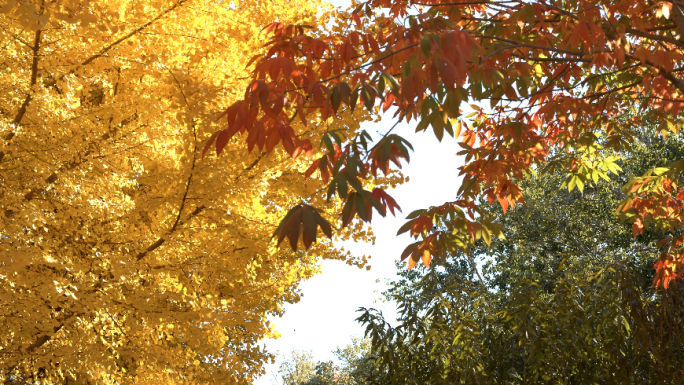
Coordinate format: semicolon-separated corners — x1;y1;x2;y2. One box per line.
0;0;386;383
4;0;684;382
205;0;684;288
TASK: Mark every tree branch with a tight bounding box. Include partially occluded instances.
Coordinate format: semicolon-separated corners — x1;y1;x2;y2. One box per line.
0;1;45;162
1;113;140;220
12;29;42;128
0;0;178;163
410;0;514;6
474;34;606;56
137;145;198;261
626;28;683;47
585;80;642;101
80;0;189;67
670;1;684;42
170;153;196;234
528;56;590;62
135;205;205;261
660;67;684;95
0;28;41;161
24;312;77;354
283;43;419;93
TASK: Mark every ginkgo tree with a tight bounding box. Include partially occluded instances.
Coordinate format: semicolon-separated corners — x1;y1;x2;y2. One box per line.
0;0;397;383
211;0;684;288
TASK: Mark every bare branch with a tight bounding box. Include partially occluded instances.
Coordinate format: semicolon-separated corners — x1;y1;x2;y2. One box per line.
11;28;42;128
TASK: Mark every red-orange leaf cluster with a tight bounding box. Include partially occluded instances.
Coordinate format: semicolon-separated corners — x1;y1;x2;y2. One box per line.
210;0;684;287
619;161;684;287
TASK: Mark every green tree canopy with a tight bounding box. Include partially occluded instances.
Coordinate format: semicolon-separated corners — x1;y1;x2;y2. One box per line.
357;133;684;384
278;336;377;385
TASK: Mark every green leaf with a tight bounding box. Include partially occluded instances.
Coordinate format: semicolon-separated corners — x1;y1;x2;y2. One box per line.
322;135;335;153
381;73;400;95
420;35;432;56
361;85;375;111
432;114;444;141
356;193;370;221
341;193;357;227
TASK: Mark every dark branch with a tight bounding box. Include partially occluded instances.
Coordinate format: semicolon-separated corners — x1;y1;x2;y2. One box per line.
81;0;189;66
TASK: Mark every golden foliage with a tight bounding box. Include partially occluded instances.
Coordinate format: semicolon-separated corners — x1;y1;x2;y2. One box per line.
0;0;382;383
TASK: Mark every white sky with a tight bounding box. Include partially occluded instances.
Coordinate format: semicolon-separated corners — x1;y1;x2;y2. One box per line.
255;115;463;384
254;1;465;383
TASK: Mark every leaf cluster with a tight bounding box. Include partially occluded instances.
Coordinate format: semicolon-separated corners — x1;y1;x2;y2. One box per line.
354;137;684;384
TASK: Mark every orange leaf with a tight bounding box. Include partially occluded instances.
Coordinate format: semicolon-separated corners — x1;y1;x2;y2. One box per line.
632;218;644;237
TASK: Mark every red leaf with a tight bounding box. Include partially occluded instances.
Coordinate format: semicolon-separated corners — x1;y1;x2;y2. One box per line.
400;242;419;261
407;254;419;270
350;31;360;46
339;82;351;105
411;215;433;237
281;127;295;156
368;35;380;55
246;122;262;152
301;139;313;158
436;57;458;91
382;92;397;113
352;12;362;28
216;130;231;156
292;70;309;87
312;84;326;105
305;159;321;178
272;95;285;117
371;188;402;216
320;61;332;81
319;156;330;183
278;57;293;80
255;121;267;151
341;41;354;64
264;22;283;35
497;193;509;214
312;39;328;58
265;126;281;153
202;132;219;158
